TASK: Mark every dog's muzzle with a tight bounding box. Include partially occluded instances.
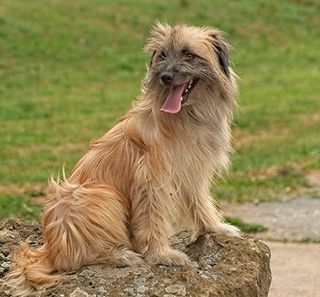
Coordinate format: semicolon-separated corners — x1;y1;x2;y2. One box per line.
160;77;199;114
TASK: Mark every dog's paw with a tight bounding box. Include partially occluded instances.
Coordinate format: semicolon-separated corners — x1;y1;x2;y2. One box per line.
115;250;145;267
145;249;189;267
187;233;208;247
215;223;241;238
187;229;207;247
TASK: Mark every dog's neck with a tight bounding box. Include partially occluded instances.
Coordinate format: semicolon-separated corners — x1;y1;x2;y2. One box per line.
128;84;236;147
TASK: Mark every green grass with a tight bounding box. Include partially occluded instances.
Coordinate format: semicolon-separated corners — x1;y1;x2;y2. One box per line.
225;216;268;233
0;195;41;220
0;0;320;218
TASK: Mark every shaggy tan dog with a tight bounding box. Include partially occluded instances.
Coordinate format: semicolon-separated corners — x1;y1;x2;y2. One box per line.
5;23;240;296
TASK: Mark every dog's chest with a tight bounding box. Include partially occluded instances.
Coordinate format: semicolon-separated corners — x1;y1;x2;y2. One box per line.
172;132;220;172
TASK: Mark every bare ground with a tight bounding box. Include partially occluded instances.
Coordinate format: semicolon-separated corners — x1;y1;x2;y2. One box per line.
222;197;320;241
222;196;320;297
267;242;320;297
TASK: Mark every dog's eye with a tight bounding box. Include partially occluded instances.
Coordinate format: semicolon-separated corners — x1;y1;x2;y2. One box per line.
186;53;194;59
159;51;166;60
182;49;195;60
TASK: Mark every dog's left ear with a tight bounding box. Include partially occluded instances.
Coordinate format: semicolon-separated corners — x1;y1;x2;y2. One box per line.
149;51;156;67
145;22;171;53
213;40;230;78
207;30;230;78
146;22;171;67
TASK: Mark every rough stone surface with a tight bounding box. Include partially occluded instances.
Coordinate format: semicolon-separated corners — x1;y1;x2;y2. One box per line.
0;219;271;297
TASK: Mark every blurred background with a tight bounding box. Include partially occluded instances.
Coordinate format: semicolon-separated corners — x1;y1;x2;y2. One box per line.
0;1;320;296
1;0;319;218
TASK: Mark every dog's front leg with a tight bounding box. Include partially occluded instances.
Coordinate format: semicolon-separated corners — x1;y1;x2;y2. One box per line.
189;192;240;245
130;184;189;266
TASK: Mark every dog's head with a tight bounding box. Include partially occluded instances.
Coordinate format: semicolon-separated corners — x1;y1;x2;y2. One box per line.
144;23;234;114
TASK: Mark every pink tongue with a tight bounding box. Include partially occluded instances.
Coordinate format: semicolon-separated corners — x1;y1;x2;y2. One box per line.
160;84;187;114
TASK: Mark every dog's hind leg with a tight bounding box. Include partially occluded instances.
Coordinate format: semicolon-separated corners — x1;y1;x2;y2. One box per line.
105;248;144;267
44;179;144;270
5;181;143;296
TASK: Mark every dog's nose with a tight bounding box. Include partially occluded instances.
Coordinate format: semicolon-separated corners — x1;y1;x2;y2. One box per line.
160;72;174;85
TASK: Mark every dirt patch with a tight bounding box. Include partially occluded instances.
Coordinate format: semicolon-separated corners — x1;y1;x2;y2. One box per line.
234;164;304;181
0;219;271;297
232;127;292;149
0;183;46;198
305;169;320;187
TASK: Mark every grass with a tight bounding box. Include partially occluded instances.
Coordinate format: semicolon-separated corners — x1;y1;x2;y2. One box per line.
0;0;320;218
225;216;268;233
0;195;41;220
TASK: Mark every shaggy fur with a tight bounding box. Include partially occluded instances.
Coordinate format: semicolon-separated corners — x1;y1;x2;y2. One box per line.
4;23;240;296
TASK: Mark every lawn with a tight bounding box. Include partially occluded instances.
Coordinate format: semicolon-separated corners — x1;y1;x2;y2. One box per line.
1;0;319;219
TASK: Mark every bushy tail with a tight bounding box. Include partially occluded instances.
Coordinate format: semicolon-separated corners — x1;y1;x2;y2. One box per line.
4;243;62;296
3;175;73;296
4;174;132;296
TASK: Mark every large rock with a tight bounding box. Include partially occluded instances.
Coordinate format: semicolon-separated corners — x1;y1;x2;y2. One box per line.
0;219;271;297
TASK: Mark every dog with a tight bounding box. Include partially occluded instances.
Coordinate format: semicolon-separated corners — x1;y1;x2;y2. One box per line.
4;23;240;296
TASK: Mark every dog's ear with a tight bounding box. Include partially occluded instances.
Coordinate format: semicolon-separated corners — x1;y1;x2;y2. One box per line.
149;51;156;67
213;40;230;78
207;29;231;78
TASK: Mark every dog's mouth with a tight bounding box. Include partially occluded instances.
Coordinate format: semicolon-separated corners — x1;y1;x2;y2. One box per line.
160;79;199;114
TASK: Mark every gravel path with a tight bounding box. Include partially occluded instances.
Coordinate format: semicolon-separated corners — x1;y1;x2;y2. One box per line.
222;196;320;297
223;197;320;241
268;242;320;297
